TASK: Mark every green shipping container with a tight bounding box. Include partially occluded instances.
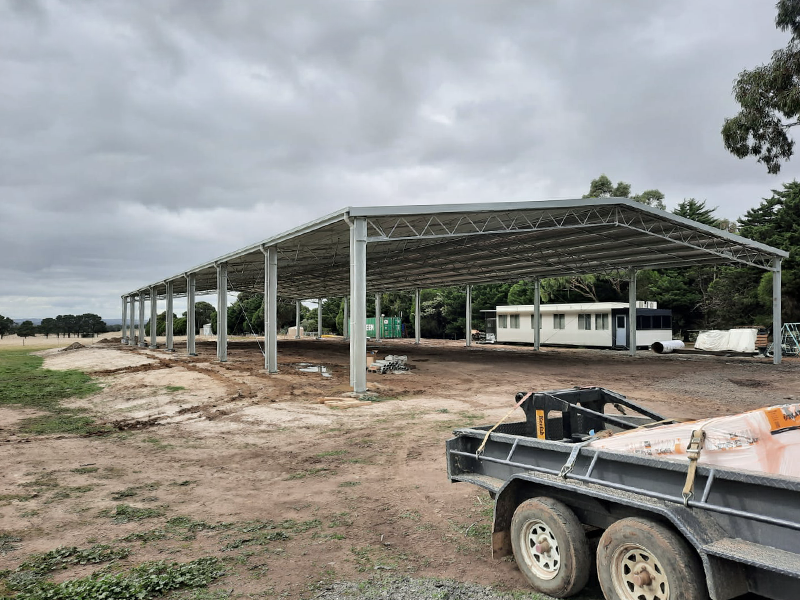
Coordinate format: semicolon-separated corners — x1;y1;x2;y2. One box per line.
365;317;402;339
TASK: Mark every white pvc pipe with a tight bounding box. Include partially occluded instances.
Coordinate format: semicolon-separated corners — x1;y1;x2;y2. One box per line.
651;340;685;354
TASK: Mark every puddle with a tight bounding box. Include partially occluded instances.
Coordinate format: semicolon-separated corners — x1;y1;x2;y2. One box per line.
297;363;332;378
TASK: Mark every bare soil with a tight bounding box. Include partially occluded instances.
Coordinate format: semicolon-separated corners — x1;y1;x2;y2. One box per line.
1;337;798;598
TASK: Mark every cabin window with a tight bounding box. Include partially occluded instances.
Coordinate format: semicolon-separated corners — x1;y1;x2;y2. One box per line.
595;313;609;330
510;314;520;329
530;314;542;329
498;315;508;328
553;314;565;329
577;314;592;330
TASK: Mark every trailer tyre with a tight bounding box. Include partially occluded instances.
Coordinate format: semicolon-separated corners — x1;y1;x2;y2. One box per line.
597;517;707;600
510;497;590;597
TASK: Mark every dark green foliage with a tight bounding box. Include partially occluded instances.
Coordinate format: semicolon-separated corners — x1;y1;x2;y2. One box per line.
722;0;800;173
673;198;720;227
15;321;36;339
183;301;216;335
18;545;130;576
738;181;800;322
2;557;224;600
0;316;15;339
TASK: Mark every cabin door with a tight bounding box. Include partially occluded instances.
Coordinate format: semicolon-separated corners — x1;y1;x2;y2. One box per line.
615;314;627;347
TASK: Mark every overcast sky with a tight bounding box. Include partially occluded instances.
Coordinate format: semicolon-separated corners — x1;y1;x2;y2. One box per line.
1;0;796;320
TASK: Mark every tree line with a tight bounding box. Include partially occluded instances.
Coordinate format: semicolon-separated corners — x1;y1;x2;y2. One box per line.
0;314;110;339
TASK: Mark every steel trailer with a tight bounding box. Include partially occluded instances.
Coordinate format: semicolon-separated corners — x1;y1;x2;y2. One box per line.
445;387;800;600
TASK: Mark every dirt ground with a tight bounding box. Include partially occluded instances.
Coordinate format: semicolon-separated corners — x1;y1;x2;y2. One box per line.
1;335;798;598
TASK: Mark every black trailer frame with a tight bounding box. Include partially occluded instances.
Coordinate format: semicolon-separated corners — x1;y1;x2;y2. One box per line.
447;403;800;600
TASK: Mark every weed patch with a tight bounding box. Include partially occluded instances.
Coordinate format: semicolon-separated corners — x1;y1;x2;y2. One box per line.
0;534;22;555
100;504;165;524
69;467;98;474
18;545;130;575
1;556;224;600
284;468;335;480
314;450;347;458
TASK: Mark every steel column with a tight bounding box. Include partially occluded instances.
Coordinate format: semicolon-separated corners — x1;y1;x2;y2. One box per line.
138;292;146;347
344;296;349;340
186;273;196;356
465;285;472;347
350;217;367;393
415;289;421;345
266;247;278;373
129;294;136;346
773;258;782;365
165;281;174;352
375;293;381;341
317;298;323;338
121;296;128;344
628;268;637;356
149;285;158;349
216;263;228;362
534;279;541;350
295;300;301;338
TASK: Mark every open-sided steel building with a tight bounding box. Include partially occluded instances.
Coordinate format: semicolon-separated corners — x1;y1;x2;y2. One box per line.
121;198;789;392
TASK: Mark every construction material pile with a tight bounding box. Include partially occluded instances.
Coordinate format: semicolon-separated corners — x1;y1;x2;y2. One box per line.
589;404;800;478
367;355;409;374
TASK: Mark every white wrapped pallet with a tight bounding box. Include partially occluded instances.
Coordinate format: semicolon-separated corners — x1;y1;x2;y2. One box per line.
589;404;800;478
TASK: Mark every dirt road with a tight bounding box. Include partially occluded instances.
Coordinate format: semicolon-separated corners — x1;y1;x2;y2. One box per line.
1;337;797;598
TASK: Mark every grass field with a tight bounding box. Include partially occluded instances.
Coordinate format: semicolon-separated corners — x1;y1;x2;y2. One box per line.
0;349;107;436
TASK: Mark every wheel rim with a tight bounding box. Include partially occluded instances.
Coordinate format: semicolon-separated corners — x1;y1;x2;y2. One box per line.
610;543;670;600
520;519;561;580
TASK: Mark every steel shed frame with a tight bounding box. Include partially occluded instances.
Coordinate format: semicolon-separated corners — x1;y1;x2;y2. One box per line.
121;198;789;392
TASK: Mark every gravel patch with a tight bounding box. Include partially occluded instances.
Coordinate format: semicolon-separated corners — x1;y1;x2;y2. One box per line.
313;576;543;600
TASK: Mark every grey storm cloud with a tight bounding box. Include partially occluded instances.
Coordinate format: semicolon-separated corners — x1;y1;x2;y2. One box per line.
0;0;794;319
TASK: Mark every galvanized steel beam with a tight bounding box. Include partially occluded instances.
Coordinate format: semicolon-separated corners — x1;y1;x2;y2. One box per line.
149;285;158;349
534;279;541;350
415;288;421;345
375;293;381;342
465;285;472;347
774;258;782;365
121;296;128;344
629;268;637;357
265;247;278;373
350;218;367;393
165;281;174;352
186;273;196;356
138;292;146;347
216;263;228;362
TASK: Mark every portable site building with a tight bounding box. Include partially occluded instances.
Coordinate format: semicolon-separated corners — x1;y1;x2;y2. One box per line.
492;302;672;349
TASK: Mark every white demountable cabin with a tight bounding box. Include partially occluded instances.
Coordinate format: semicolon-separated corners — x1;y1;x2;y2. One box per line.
489;301;672;349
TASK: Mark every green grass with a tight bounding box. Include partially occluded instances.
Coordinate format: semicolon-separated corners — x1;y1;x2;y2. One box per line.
165;386;186;393
0;350;106;435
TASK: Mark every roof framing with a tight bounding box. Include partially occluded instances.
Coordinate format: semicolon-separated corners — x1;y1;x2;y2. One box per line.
127;198;788;300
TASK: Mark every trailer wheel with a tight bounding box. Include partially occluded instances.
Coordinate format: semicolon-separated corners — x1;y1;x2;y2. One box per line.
510;497;590;597
597;517;707;600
